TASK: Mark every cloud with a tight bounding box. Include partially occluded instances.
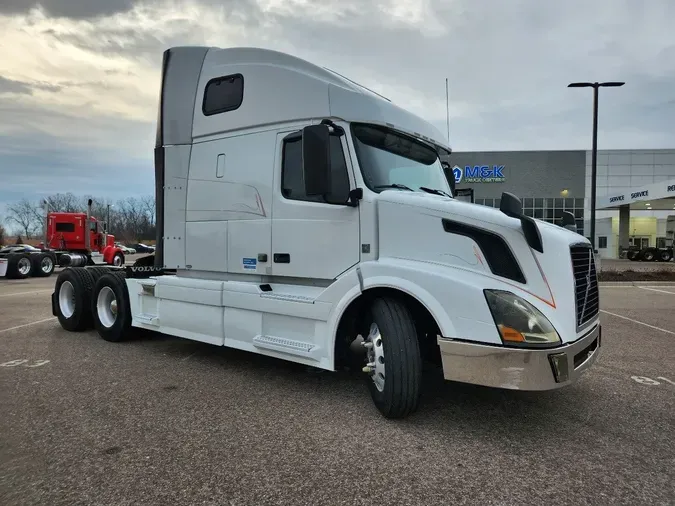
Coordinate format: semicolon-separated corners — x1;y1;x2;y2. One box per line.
0;0;674;213
0;0;135;19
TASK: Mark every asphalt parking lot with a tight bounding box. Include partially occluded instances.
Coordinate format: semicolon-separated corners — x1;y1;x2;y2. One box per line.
1;272;674;505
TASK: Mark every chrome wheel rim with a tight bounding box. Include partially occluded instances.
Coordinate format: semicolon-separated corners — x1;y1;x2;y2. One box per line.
18;257;31;275
113;255;123;267
97;286;117;328
41;256;53;273
58;281;76;318
362;322;386;392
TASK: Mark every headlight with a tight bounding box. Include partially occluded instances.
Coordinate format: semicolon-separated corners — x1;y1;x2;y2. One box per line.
484;289;561;347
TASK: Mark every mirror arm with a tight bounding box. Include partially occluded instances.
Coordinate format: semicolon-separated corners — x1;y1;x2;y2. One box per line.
320;118;345;136
345;188;363;207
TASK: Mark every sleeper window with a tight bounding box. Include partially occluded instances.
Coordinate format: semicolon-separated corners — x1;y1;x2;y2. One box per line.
203;74;244;116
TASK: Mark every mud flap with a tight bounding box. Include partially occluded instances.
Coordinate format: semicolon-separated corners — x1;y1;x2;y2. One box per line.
51;290;58;316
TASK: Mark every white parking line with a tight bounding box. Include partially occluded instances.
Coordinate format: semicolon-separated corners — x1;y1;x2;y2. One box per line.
0;289;53;298
0;317;57;334
600;310;675;335
637;286;675;295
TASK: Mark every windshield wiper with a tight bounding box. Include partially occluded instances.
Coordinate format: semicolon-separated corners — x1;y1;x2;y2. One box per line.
419;186;452;198
374;183;414;191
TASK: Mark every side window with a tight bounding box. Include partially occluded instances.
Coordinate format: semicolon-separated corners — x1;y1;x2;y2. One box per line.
202;74;244;116
55;222;75;233
281;135;351;203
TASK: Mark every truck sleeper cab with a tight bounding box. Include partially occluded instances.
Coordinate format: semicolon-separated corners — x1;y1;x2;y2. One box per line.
51;46;601;419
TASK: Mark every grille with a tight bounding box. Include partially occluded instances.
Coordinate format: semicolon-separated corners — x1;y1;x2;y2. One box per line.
570;245;599;328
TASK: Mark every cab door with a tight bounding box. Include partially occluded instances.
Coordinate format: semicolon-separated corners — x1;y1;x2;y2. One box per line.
271;127;360;281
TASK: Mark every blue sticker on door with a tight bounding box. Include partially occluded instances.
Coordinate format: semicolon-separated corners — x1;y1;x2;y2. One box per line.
243;257;257;270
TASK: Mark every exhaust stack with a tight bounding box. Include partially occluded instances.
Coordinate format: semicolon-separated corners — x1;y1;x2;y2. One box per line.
42;199;49;249
85;198;92;252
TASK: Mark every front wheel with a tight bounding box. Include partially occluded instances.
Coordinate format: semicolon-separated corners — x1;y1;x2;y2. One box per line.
111;252;125;267
362;297;422;419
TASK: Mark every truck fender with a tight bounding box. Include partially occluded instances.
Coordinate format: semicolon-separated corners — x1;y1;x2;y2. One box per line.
327;274;457;368
102;246;123;264
360;275;457;338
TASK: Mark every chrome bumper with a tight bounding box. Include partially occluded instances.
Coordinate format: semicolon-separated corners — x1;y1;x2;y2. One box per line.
437;322;601;390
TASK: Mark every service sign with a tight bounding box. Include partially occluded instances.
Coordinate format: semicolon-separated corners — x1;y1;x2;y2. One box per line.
453;165;506;184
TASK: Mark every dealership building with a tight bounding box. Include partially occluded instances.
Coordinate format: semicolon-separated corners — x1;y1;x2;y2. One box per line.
448;149;675;259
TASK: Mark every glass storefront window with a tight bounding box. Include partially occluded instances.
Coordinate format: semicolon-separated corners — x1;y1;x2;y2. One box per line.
468;193;585;236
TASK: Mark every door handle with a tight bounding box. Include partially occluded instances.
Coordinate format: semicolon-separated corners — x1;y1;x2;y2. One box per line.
273;253;290;263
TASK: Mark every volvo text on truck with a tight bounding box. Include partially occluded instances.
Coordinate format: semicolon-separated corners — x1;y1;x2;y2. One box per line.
50;46;601;418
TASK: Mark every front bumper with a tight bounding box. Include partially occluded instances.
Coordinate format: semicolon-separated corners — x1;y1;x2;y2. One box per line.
437;322;601;390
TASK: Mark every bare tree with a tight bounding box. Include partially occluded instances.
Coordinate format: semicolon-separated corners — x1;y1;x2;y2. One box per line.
6;199;41;238
44;192;81;213
117;197;147;242
0;221;6;246
141;195;156;227
5;193;157;245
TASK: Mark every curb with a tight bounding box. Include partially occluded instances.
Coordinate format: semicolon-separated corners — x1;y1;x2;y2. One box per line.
599;281;675;285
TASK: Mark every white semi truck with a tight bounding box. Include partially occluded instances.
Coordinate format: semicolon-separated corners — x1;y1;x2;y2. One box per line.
50;46;601;418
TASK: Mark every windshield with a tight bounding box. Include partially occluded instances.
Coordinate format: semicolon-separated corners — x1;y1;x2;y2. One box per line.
350;123;452;196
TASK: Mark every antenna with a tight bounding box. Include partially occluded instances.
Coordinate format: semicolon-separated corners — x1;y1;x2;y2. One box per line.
445;77;450;144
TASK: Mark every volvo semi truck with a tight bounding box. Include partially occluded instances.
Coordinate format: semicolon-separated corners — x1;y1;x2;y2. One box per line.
50;46;601;418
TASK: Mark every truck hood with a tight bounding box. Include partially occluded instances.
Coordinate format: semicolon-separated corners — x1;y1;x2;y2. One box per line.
375;190;591;341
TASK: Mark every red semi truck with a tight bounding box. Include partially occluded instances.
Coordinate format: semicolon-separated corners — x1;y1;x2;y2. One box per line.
0;199;125;279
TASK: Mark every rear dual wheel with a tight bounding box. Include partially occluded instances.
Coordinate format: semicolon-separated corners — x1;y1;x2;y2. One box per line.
54;268;96;331
642;249;656;261
32;253;55;277
53;267;128;338
5;253;33;279
91;272;131;342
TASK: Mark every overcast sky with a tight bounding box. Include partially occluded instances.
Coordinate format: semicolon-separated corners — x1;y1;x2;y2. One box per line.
1;0;674;213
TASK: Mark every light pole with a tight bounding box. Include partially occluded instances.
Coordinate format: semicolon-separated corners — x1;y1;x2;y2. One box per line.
568;81;625;251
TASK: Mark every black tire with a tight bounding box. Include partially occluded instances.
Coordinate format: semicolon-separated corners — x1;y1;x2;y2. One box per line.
659;250;672;262
86;266;114;282
32;253;55;277
53;267;96;331
363;297;422;419
111;252;125;267
642;249;656;261
5;253;33;279
91;271;131;342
